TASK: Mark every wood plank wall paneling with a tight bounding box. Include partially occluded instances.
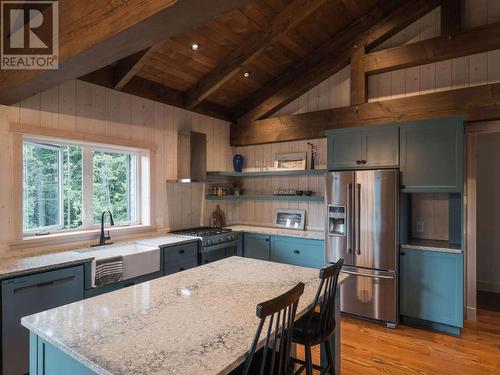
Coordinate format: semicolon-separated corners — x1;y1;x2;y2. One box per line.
209;138;327;230
4;0;500;248
273;3;500;115
231;1;500;232
368;3;500;102
275;66;351;116
0;80;232;253
411;193;450;241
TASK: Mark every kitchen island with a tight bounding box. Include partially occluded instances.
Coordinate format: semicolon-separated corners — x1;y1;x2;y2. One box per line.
23;257;347;375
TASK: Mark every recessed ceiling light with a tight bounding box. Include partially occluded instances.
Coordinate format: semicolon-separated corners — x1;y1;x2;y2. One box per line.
191;43;199;51
243;71;251;78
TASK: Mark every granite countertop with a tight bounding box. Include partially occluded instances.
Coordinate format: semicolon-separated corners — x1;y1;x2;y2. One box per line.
0;234;200;280
0;251;95;280
22;257;348;375
135;234;200;248
228;225;325;240
0;227;322;281
401;239;463;254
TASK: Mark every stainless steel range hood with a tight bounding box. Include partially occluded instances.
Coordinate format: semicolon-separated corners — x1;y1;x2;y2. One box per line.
169;131;207;183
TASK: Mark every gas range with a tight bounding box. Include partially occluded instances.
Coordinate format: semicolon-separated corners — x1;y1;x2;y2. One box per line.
173;227;237;247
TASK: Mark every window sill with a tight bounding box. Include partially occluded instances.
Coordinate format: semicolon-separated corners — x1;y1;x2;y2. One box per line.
9;225;157;251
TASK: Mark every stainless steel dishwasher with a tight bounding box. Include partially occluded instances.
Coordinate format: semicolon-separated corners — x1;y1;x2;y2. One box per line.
1;265;84;375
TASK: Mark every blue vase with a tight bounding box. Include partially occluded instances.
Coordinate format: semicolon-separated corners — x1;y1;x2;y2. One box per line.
233;154;244;172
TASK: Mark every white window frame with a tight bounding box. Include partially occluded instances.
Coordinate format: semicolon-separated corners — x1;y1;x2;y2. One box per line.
88;145;141;227
22;135;150;236
23;141;64;234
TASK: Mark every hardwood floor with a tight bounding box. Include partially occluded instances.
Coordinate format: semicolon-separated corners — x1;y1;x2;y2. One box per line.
307;310;500;374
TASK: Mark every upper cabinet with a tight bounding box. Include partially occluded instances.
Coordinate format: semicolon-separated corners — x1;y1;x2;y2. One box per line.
327;129;362;169
327;126;399;170
400;117;464;193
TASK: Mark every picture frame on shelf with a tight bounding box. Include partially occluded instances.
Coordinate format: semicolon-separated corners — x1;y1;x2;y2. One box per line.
274;209;306;230
274;152;306;170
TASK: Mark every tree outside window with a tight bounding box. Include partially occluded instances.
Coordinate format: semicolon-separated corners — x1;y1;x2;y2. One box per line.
23;139;141;235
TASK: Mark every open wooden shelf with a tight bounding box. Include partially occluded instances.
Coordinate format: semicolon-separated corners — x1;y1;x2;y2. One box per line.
207;169;327;178
205;195;324;202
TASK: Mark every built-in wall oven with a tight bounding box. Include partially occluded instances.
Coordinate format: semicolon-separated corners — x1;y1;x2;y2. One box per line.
173;227;238;264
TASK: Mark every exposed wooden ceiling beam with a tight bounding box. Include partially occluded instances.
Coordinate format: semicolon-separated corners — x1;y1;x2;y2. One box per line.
114;44;164;90
230;82;500;146
364;22;500;75
183;0;329;110
81;68;233;122
441;0;462;35
0;0;252;105
363;0;441;50
234;0;441;124
341;0;364;18
350;45;366;105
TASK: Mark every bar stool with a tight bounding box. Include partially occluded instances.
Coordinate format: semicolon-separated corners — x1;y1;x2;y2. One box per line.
290;259;344;375
238;282;305;375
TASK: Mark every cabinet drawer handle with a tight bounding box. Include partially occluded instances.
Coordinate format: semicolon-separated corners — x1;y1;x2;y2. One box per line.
356;160;361;165
265;238;269;242
400;185;406;189
293;250;300;255
401;252;406;256
179;250;185;254
179;267;185;271
361;160;367;164
13;276;76;294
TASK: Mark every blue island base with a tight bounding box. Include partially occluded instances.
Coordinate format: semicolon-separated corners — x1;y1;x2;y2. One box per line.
30;332;96;375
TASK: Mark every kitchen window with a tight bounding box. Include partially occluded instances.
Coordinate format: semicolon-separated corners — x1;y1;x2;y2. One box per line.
23;137;149;235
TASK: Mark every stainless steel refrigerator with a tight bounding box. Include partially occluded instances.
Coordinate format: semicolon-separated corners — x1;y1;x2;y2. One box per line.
325;169;398;327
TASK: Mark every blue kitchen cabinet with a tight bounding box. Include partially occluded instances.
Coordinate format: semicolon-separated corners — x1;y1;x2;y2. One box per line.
271;236;325;269
400;117;464;192
399;248;463;333
2;266;85;375
83;270;163;298
243;233;271;260
163;241;199;275
327;129;363;169
327;125;399;170
30;333;95;375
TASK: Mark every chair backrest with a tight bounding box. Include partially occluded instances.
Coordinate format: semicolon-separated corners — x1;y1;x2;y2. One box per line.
304;259;344;338
242;282;305;375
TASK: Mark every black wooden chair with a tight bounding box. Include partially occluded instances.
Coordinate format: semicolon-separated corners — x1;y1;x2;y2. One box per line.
290;259;344;375
239;282;305;375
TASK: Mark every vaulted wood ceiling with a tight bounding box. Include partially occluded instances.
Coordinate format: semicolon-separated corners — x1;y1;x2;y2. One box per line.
7;0;491;145
80;0;414;122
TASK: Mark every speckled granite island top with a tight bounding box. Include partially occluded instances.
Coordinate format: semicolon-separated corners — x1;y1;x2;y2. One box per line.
22;257;347;375
227;225;325;240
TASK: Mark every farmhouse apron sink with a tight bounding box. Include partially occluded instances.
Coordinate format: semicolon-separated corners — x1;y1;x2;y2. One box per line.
77;243;161;287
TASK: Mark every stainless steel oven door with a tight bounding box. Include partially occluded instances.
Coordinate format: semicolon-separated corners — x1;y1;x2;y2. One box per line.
340;266;398;324
200;240;239;264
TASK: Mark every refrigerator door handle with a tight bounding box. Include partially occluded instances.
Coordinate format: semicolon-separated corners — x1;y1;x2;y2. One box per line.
347;183;353;254
355;183;361;255
341;270;395;280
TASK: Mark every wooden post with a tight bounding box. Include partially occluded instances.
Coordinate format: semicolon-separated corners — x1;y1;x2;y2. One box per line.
441;0;462;35
350;44;366;105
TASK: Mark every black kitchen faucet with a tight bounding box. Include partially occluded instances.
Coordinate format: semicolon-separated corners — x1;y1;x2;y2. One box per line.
98;210;115;246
